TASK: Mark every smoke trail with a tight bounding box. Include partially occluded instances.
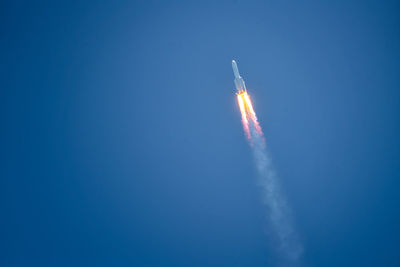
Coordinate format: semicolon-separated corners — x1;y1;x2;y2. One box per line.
250;124;302;266
238;92;303;266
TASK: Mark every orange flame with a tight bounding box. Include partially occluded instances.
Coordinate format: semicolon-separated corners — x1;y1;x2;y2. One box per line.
237;91;263;138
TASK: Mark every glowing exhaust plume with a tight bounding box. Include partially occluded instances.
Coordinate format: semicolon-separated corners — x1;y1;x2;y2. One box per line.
236;90;303;266
237;92;250;139
237;91;262;137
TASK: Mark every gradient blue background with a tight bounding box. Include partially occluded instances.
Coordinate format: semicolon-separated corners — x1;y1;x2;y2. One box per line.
2;1;400;266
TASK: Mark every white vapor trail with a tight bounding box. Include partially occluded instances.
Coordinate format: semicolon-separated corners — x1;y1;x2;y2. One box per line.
248;123;303;266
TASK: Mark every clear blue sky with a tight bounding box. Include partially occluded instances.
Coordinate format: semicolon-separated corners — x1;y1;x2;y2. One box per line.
2;1;400;266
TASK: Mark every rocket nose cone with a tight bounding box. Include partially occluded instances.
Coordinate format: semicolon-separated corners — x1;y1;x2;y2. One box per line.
232;60;240;78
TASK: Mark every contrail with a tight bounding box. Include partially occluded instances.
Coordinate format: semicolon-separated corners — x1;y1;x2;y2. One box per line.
233;60;303;266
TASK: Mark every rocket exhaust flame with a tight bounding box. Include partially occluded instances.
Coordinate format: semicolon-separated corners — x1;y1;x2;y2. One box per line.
237;91;263;137
233;60;302;265
237;93;250;139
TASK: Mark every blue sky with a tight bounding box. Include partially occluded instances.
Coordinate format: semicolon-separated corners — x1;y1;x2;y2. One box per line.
2;1;400;266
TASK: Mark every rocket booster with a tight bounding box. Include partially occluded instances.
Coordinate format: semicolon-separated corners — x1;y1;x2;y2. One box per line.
232;60;247;93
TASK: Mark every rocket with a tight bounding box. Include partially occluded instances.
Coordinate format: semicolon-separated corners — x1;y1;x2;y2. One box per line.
232;60;247;94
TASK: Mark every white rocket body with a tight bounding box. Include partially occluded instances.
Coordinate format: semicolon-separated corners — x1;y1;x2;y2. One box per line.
232;60;247;93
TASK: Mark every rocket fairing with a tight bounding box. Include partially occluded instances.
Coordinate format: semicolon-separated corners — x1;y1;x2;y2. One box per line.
232;60;247;94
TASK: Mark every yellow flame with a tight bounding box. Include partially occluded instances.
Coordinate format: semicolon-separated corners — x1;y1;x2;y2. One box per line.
237;91;263;137
237;93;250;138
